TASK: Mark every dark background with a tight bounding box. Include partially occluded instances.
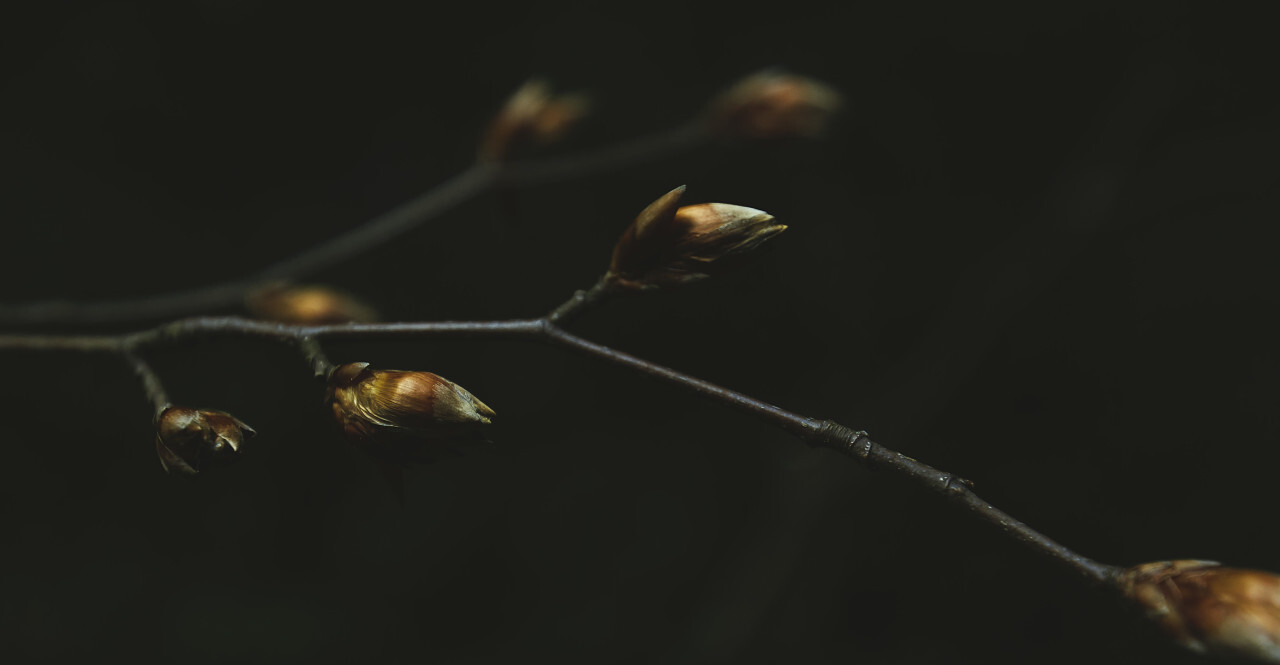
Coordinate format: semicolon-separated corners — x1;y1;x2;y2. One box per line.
3;2;1279;663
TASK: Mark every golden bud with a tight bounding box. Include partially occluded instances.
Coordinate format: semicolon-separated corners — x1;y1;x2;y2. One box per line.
154;406;255;475
478;79;589;162
606;185;787;290
1120;560;1280;662
324;362;495;463
245;283;377;324
706;69;842;139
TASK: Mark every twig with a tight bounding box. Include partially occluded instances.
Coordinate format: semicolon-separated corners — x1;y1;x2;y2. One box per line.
123;351;170;416
545;277;616;325
0;311;1122;586
298;336;335;380
0;124;708;327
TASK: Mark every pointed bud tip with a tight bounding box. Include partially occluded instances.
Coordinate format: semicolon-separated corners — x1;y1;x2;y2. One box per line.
471;396;497;421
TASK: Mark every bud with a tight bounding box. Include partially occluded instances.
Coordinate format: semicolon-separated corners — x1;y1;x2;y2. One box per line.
705;69;842;139
245;283;377;324
478;79;589;162
1120;560;1280;662
606;185;786;290
154;406;255;475
324;362;495;463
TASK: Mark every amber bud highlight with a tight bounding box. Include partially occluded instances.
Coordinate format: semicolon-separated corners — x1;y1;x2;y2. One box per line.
154;406;255;475
245;283;377;324
706;69;841;139
478;79;589;162
325;362;495;463
1120;560;1280;662
606;185;786;290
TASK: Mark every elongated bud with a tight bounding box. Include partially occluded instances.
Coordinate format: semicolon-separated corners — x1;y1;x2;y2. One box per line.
155;406;255;475
606;186;787;290
325;362;495;463
1120;560;1280;662
478;79;589;162
706;69;841;139
245;282;377;324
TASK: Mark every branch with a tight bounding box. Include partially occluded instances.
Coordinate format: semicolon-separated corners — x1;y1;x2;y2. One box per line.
0;311;1121;586
0;123;707;327
123;351;170;415
545;277;616;325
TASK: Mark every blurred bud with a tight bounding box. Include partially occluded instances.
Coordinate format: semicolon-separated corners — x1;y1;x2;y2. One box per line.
478;79;590;162
155;406;255;475
706;69;841;139
325;362;495;463
606;185;786;290
245;283;377;324
1120;560;1280;662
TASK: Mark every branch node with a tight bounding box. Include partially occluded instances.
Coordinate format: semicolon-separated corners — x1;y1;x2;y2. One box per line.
814;420;870;458
938;472;973;493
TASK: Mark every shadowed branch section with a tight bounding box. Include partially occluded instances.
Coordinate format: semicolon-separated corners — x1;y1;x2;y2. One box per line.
0;123;701;326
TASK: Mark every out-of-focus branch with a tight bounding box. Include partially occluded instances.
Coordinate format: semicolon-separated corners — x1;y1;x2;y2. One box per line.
0;123;708;327
0;68;842;328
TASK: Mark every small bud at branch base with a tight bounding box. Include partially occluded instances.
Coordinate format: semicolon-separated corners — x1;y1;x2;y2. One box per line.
154;406;255;475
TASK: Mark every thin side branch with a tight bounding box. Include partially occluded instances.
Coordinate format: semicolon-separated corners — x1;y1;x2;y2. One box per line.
499;122;708;186
123;352;170;416
545;277;617;325
298;336;335;380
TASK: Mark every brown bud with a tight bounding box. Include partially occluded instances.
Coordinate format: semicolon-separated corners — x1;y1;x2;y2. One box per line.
706;69;842;139
1120;560;1280;662
478;79;589;162
245;283;377;324
325;362;495;463
606;185;787;290
155;406;255;475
